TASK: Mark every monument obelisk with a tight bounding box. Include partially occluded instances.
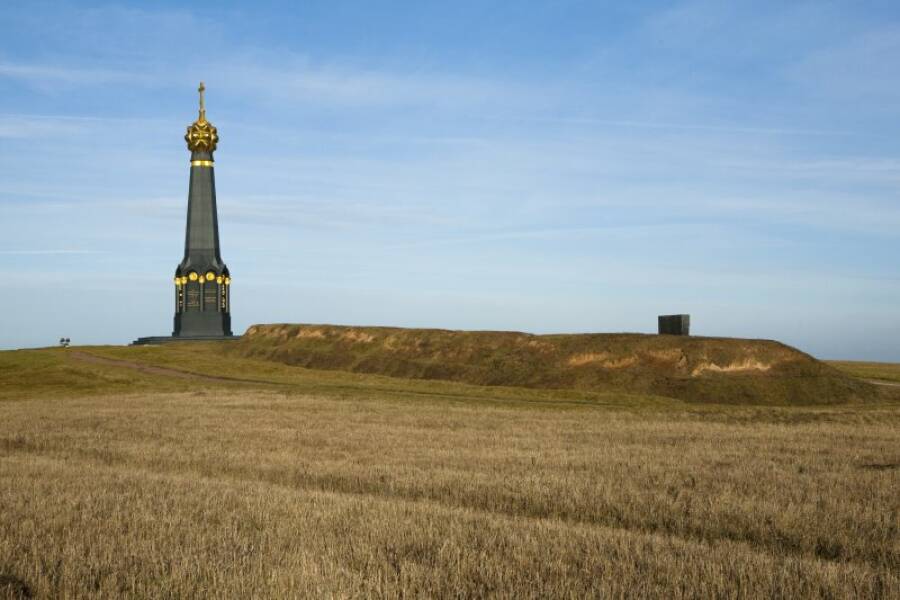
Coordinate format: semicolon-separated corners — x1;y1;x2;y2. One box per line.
133;83;235;345
172;82;233;338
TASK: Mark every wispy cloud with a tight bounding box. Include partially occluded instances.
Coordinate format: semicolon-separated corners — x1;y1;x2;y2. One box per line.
0;114;93;138
0;55;540;114
0;112;178;143
471;114;854;137
0;61;153;88
209;57;545;111
0;250;104;255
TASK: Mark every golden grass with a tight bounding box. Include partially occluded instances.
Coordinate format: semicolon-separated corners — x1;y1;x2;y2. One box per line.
0;347;898;597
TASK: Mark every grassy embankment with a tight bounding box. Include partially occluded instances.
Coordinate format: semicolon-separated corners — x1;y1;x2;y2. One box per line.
231;324;877;405
0;342;898;598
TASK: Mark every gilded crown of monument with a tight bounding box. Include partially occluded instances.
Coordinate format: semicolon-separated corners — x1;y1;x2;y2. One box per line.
185;82;218;152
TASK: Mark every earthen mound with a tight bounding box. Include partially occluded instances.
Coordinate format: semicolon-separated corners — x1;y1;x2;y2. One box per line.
232;324;876;404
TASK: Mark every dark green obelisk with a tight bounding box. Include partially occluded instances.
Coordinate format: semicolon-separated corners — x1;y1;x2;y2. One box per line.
173;82;233;337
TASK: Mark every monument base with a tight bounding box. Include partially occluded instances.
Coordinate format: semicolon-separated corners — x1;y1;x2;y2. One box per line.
132;335;240;346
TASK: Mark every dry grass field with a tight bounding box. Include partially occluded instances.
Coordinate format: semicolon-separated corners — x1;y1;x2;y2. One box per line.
1;345;899;598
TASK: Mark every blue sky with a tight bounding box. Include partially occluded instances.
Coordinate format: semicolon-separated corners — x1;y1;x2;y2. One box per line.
1;1;899;360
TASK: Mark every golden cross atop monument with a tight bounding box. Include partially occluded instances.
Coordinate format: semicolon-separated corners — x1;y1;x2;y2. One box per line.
185;81;218;152
198;81;206;121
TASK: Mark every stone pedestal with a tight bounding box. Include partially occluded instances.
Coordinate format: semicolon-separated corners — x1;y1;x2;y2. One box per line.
132;335;239;346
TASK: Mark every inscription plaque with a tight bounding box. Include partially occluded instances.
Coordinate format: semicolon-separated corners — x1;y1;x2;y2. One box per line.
186;289;200;309
204;289;218;308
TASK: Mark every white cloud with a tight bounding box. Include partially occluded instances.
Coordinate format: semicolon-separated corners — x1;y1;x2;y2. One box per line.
0;250;104;255
0;114;90;138
204;55;545;111
0;62;153;88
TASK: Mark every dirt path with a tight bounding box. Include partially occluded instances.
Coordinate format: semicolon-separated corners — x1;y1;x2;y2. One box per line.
66;351;602;408
69;351;274;386
866;379;900;388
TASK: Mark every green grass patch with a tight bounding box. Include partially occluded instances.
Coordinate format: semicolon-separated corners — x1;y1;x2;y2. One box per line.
0;348;184;401
828;360;900;383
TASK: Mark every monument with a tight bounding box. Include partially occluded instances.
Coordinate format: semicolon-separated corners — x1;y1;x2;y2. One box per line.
134;83;235;345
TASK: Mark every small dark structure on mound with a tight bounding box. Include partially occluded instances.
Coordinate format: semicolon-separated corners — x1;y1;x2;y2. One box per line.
658;314;690;336
230;324;876;404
